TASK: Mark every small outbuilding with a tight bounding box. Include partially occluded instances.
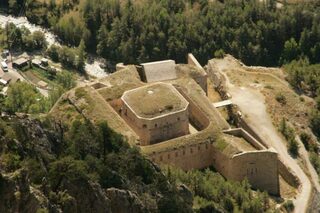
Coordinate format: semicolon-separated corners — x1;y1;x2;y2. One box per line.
32;59;42;67
13;57;29;69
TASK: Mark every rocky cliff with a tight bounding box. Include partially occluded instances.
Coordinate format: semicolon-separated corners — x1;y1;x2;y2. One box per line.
0;115;193;213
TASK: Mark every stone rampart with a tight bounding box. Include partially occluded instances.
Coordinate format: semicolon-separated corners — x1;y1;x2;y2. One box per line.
229;150;279;195
149;141;215;170
187;53;208;93
223;128;266;150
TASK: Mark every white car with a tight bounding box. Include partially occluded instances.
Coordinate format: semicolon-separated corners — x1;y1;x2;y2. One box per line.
1;61;8;72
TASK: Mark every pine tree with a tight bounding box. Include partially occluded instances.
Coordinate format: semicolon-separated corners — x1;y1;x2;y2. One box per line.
77;39;86;73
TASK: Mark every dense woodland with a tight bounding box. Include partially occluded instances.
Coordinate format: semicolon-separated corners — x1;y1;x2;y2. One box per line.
1;0;320;66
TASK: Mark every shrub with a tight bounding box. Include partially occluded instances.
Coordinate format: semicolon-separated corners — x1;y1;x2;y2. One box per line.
275;93;287;105
310;152;320;175
288;138;299;157
282;200;294;212
0;153;21;171
214;49;225;58
310;110;320;138
299;96;305;102
279;118;299;157
300;132;311;151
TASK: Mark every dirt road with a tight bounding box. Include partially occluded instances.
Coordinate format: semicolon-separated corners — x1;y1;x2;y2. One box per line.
214;59;313;213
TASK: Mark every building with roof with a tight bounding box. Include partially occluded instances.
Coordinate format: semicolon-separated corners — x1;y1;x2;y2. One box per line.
121;82;189;145
140;60;177;83
13;57;29;69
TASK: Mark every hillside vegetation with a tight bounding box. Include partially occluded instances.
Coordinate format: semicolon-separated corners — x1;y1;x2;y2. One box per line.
2;0;320;66
0;116;193;212
0;115;279;212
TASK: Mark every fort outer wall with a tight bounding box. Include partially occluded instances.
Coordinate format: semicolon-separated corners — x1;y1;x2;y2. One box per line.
144;82;279;195
148;141;279;195
206;58;300;190
211;146;279;195
229;151;279;195
186;53;208;94
173;85;210;131
150;140;216;171
236;115;300;188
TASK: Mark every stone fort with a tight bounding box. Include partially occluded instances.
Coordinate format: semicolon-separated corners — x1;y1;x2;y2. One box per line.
55;54;287;195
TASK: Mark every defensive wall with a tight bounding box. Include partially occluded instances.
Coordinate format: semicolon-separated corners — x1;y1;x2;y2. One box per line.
52;58;283;195
149;140;216;170
223;128;266;150
206;57;300;191
211;145;279;195
174;85;210;131
146;129;280;195
142;79;279;195
186;53;208;93
236;115;300;188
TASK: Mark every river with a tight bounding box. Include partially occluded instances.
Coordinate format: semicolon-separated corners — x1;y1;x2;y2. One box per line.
0;13;107;78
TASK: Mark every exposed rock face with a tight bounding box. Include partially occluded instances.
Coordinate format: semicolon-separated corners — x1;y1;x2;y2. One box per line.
59;179;111;213
106;188;146;213
0;170;46;213
0;116;193;213
177;184;193;206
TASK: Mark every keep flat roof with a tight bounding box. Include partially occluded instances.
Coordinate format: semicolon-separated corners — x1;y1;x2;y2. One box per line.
122;82;188;119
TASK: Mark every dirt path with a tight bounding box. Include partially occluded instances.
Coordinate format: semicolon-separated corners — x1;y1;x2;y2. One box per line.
214;59;313;213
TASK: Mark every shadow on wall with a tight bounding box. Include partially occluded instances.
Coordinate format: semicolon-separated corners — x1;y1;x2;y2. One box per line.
174;86;210;131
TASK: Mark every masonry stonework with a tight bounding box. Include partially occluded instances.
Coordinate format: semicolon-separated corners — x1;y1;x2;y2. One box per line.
76;58;282;196
150;142;215;170
121;83;189;145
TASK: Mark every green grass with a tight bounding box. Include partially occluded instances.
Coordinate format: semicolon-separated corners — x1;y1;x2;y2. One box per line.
214;138;228;151
23;67;54;88
24;66;76;89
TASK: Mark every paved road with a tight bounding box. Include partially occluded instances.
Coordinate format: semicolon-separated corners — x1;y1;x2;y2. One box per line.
214;59;313;213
